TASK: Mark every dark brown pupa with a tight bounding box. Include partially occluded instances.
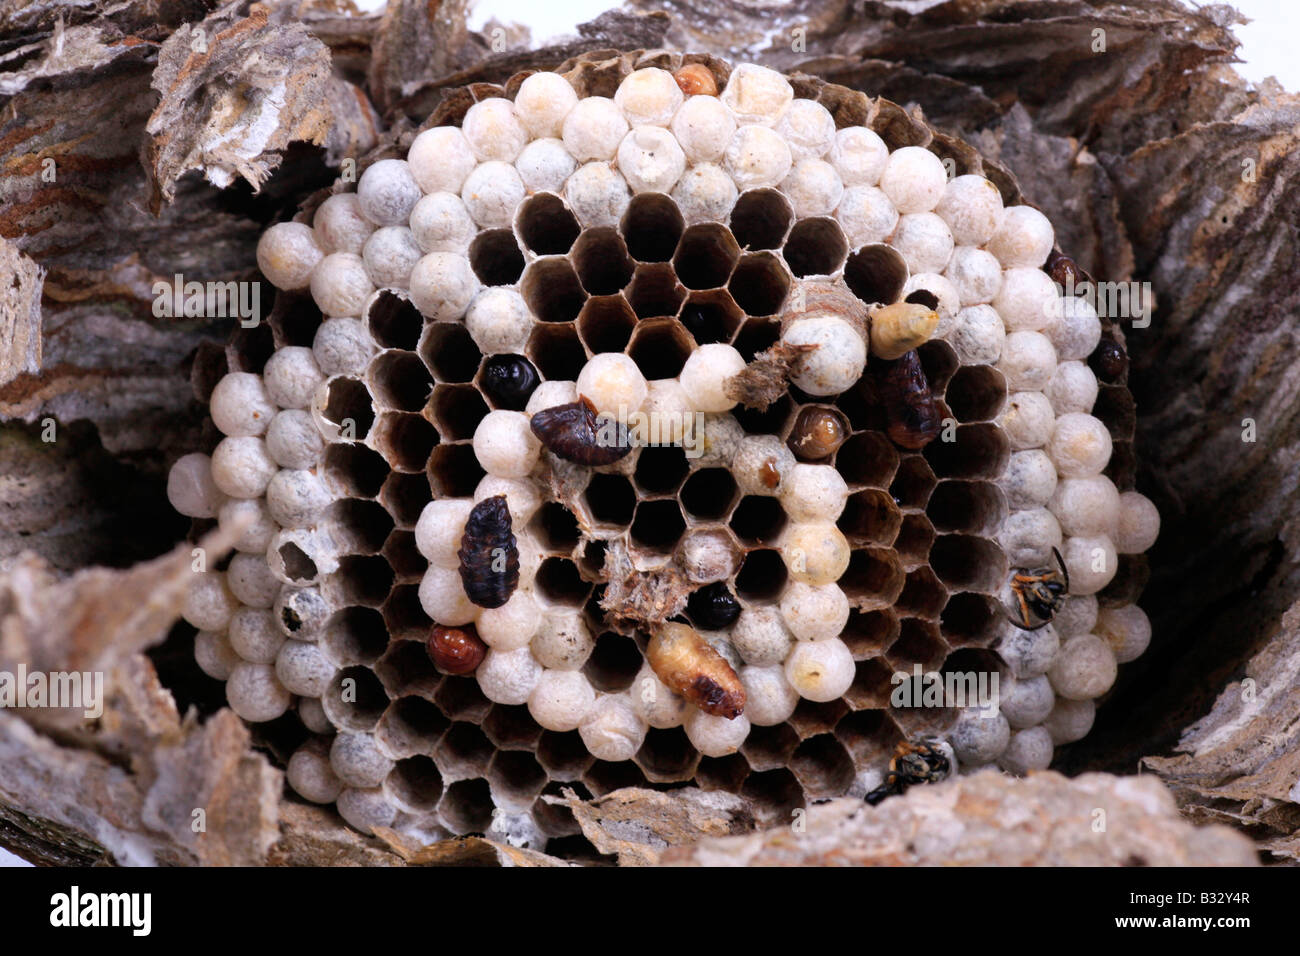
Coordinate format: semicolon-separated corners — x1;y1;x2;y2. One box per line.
458;495;519;609
874;349;943;450
529;396;632;466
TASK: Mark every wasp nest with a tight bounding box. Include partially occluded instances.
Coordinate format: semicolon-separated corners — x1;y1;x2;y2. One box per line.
167;52;1159;847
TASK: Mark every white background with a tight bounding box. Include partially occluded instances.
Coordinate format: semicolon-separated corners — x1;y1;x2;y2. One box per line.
0;0;1292;869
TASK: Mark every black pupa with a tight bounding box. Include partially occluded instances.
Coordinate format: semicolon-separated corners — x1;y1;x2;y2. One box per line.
458;495;519;609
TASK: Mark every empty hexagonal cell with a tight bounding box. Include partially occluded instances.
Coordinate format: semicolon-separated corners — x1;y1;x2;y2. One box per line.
328;498;394;554
483;704;544;751
843;657;897;711
537;730;595;782
366;290;423;350
834;381;882;432
788;697;850;739
843;607;898;659
323;665;389;732
633;728;700;783
634;445;690;495
929;534;1007;592
576;295;637;354
740;722;800;772
532;779;590;838
694;753;750;791
516;192;581;256
333;554;395;607
924;422;1008;480
895;566;949;620
488;749;549;809
324;443;389;499
940;591;1000;646
894;512;937;566
728;252;790;317
375;641;441;701
625;263;686;320
729;495;787;547
783;217;848;278
427;443;483;498
734;548;788;602
530;502;581;554
419;321;481;383
927;479;1005;535
890;455;938;509
469;228;525;286
836;432;899;488
621;193;685;262
381;532;424;581
520;256;587;324
627;319;695;380
730;188;793;251
381;582;431;639
918;339;959;394
429;384;488;441
526;322;587;380
535;557;592;608
368;350;434;412
944;365;1008;423
379;471;432;529
838;489;902;548
629;499;686;554
678;290;745;346
376;696;450;757
322;606;390;667
680;468;739;520
320;377;375;441
371;412;439;472
741;767;805;827
434;721;495;780
582;633;641;692
731;317;781;362
844;243;908;306
839;547;906;610
584;759;652;797
673;222;741;290
834;707;901;763
384;755;444;813
434;676;493;723
571;227;636;295
731;392;795;437
788;733;854;799
439;777;494;833
583;472;636;527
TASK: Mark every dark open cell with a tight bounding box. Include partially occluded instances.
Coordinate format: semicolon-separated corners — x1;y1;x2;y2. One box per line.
377;412;438;473
336;554;395;606
730;188;793;250
229;321;274;374
731;317;781;362
571;226;636;295
434;677;492;723
621;193;685;262
625;263;685;320
380;470;432;529
430;384;488;440
894;512;937;564
441;778;494;833
517;193;581;255
734;548;788;601
322;377;374;440
742;722;800;771
479;354;540;410
680;468;738;518
576;295;637;354
673;222;740;290
469;228;525;286
944;365;1007;422
388;756;444;812
728;252;790;316
382;583;431;636
584;760;650;797
890;455;938;508
838;488;902;547
629;499;686;552
370;351;433;412
583;472;636;526
521;257;587;324
679;293;744;345
526;322;587;380
419;321;481;383
530;501;582;553
324;607;390;666
789;733;855;799
841;607;898;658
929;534;1004;591
428;443;485;497
729;495;787;546
367;290;423;350
895;567;949;619
940;591;998;645
482;704;543;750
328;665;387;730
627;320;693;378
583;633;642;692
886;617;945;669
782;217;849;278
537;730;593;778
324;442;388;498
634;444;690;494
276;541;317;584
636;728;699;781
329;498;394;554
382;529;425;579
731;392;793;436
844;243;908;306
694;754;750;792
924;422;1009;480
927;480;1003;534
274;296;324;348
489;749;548;801
377;694;449;750
838;548;905;605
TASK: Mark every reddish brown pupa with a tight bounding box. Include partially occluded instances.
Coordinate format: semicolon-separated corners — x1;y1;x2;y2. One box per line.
787;406;848;461
874;349;942;450
673;63;718;97
458;495;519;609
427;625;487;675
529;396;631;466
646;622;746;719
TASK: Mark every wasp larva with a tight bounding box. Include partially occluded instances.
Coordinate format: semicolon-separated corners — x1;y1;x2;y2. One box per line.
646;621;746;719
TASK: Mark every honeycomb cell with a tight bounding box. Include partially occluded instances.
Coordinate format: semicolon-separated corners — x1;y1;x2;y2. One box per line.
621;192;685;262
730;392;794;437
842;607;899;659
838;488;902;547
583;472;636;527
366;290;423;350
435;722;495;780
369;351;434;412
427;443;484;498
734;548;788;601
385;756;444;813
740;722;800;772
376;696;450;756
535;557;592;607
918;339;960;394
429;384;488;441
789;733;855;799
895;566;948;619
680;468;739;519
728;252;790;316
890;455;938;509
520;257;587;324
629;499;686;553
419;322;481;383
678;291;745;346
439;778;494;833
381;582;430;637
673;222;741;290
537;730;595;781
925;422;1009;481
694;754;750;791
627;319;694;379
625;263;686;320
634;445;690;495
371;412;438;472
584;760;651;797
482;704;545;750
323;442;388;499
323;665;389;732
836;432;898;488
532;780;588;837
583;633;641;691
576;295;638;354
375;642;442;701
378;471;431;528
488;749;549;808
783;217;848;278
320;377;375;442
529;502;582;553
434;675;493;723
333;555;395;607
634;728;700;783
328;498;394;554
839;547;906;610
944;365;1008;423
893;513;936;566
833;707;898;762
516;192;581;255
741;768;805;827
940;591;1000;646
322;606;390;666
843;658;896;711
886;617;947;670
730;188;793;250
731;317;782;362
468;228;526;286
571;227;636;295
927;480;1005;535
929;534;1007;592
729;495;787;546
844;243;908;306
526;322;587;380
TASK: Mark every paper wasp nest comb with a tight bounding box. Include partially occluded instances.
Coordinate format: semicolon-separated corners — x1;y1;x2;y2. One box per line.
168;51;1159;849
